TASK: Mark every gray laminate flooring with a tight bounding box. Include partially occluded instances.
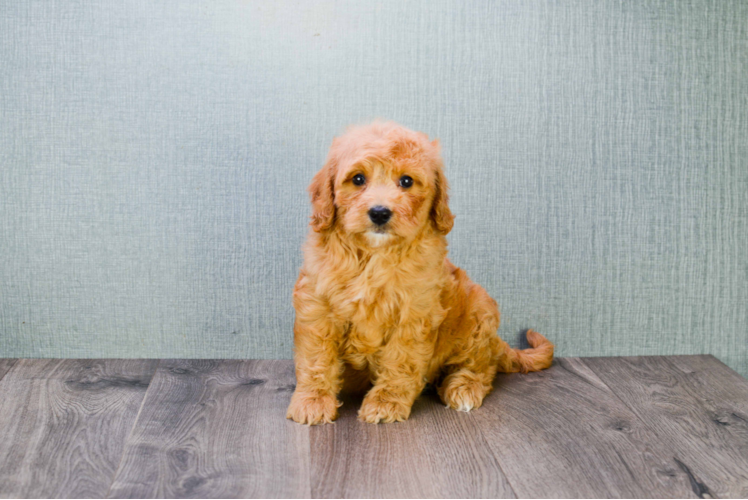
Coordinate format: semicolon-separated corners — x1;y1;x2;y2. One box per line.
0;356;746;498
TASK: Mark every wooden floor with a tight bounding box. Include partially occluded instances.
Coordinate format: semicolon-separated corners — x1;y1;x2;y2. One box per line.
0;356;746;498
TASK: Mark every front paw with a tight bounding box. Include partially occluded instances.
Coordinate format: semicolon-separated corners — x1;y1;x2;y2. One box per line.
286;391;341;425
358;388;412;424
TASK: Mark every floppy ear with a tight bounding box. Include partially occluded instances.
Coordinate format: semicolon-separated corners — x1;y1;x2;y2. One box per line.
431;161;455;234
429;140;455;234
308;156;337;232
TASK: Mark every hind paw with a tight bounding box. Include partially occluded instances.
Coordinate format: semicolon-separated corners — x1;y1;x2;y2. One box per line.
439;374;491;412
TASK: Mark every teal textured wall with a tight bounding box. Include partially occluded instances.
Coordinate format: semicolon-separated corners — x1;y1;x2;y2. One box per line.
1;1;746;376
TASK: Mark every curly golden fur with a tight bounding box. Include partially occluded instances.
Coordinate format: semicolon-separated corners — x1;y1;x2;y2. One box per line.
287;121;554;425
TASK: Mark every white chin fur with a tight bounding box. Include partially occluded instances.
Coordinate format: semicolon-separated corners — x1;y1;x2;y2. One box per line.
365;231;393;247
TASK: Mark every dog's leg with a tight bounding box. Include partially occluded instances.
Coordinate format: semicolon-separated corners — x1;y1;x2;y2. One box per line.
357;324;435;424
438;293;500;412
438;329;553;412
286;316;345;425
438;332;498;412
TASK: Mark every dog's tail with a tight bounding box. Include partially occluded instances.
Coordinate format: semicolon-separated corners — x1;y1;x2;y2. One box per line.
496;330;554;374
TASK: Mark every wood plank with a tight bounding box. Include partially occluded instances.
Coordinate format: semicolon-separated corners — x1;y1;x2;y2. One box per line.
584;355;748;498
471;357;698;498
0;359;17;381
108;360;310;498
0;359;159;498
310;389;516;498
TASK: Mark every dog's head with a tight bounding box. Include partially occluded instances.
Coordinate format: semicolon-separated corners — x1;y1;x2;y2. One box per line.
308;121;454;247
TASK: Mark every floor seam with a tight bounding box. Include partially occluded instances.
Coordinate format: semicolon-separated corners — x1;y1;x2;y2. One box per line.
462;405;521;498
104;358;163;499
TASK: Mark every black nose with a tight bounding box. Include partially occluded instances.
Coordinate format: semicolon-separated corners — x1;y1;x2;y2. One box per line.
368;206;392;225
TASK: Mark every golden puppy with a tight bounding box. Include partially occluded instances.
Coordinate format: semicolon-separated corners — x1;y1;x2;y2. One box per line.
287;121;553;425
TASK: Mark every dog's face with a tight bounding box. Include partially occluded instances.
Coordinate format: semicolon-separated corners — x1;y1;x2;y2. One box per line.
308;122;454;247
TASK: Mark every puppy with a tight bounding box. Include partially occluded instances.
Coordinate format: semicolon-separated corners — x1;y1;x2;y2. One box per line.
287;121;553;425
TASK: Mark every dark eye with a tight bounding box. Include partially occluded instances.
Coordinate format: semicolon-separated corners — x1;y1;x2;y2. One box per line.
352;174;366;186
399;175;413;188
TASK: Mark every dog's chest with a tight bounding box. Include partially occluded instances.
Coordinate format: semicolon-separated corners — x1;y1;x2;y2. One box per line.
344;272;401;327
333;260;443;360
330;260;404;352
341;289;399;363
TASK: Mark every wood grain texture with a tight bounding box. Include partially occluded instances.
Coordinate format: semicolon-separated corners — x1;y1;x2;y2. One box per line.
108;360;310;499
471;357;698;498
310;390;516;498
584;355;748;498
0;359;17;381
2;356;746;498
0;359;159;498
